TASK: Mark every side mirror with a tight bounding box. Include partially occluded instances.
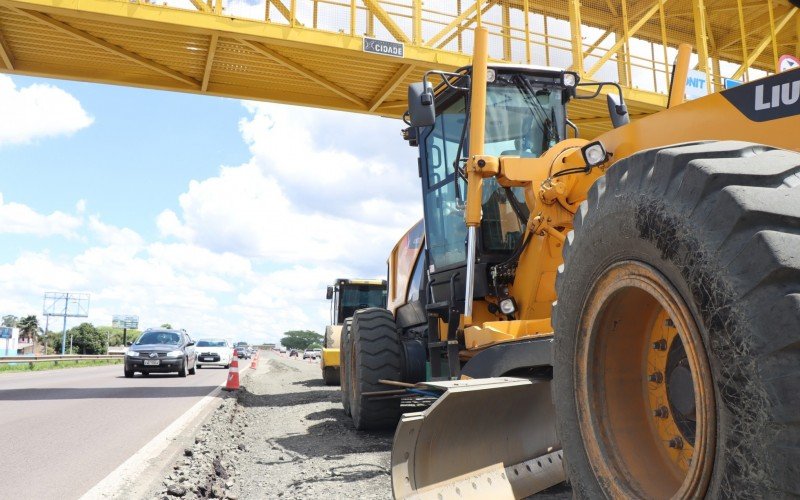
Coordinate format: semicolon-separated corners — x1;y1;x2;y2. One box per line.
187;341;195;347
408;82;435;127
126;342;132;346
326;286;333;300
607;93;629;128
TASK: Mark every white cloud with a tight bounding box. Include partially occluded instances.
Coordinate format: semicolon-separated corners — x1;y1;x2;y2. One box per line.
0;192;83;238
0;102;423;344
162;102;422;276
88;216;144;249
0;75;93;146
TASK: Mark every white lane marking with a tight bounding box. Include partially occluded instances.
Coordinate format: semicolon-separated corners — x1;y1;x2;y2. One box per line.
81;386;224;498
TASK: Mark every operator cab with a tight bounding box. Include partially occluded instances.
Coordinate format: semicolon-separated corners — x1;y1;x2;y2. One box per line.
404;65;575;310
326;279;388;325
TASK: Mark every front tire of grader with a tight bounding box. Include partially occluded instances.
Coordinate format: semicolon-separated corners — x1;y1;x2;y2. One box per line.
340;318;353;417
349;308;402;431
553;141;800;499
322;366;340;386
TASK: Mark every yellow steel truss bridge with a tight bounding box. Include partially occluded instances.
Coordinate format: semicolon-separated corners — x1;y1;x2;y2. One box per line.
0;0;797;136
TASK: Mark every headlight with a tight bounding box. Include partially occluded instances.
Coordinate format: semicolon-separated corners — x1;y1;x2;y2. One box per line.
581;141;608;167
126;351;139;357
166;350;183;358
486;68;496;83
562;72;577;87
499;298;517;315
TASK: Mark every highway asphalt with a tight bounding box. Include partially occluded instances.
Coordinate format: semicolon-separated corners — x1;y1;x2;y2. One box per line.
0;362;231;499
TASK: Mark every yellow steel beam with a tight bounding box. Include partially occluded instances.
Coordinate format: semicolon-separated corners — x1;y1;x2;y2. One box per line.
522;0;530;63
412;0;421;43
238;38;368;109
425;2;480;47
187;0;210;13
602;0;618;17
736;0;749;80
619;0;630;86
360;0;410;44
692;0;710;91
568;0;583;76
369;63;414;112
658;0;669;88
731;7;797;78
501;3;511;61
718;12;775;51
201;33;217;92
767;0;779;71
0;0;471;68
584;0;668;79
0;24;14;69
11;6;199;87
268;0;301;26
436;1;495;49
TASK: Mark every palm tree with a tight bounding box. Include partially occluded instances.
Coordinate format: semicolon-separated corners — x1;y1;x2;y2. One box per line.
17;315;39;352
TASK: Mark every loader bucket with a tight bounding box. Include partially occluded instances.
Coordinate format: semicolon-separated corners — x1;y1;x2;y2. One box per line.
391;377;564;499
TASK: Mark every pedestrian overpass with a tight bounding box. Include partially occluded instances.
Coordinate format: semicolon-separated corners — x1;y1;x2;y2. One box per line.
0;0;796;136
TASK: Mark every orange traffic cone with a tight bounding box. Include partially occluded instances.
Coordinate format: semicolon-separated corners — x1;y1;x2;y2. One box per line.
251;351;258;370
224;356;240;391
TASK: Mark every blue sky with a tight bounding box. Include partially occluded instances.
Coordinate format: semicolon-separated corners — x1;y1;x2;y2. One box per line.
0;74;421;343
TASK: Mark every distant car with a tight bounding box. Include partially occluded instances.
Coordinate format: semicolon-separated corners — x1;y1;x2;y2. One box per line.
195;338;233;369
235;347;250;359
302;349;321;359
125;329;196;378
289;349;299;358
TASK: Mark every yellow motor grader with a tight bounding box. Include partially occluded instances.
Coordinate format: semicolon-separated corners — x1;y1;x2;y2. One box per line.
320;278;387;385
340;26;800;499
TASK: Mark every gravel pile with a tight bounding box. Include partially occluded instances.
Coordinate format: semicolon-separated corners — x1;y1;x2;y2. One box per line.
149;352;392;500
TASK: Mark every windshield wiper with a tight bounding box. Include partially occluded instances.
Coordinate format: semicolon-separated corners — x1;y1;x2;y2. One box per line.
513;75;560;149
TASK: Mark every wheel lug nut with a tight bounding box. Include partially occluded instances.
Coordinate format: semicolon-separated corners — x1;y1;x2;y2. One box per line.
653;406;669;419
652;339;667;351
648;372;663;383
669;437;684;449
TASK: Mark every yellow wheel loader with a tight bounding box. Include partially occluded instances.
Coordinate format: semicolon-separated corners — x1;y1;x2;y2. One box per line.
321;278;387;386
346;27;800;499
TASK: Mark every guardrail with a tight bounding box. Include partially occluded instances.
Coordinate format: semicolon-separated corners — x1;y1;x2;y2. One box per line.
0;354;124;368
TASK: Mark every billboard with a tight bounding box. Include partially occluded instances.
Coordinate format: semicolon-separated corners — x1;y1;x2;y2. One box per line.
112;315;139;329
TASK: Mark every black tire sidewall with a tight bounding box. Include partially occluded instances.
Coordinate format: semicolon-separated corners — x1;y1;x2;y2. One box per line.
554;144;788;498
350;308;401;430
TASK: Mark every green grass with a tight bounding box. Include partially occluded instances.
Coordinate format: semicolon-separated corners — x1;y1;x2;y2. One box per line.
0;359;123;373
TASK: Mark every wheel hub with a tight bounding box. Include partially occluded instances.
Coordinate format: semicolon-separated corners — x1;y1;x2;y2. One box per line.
576;261;715;499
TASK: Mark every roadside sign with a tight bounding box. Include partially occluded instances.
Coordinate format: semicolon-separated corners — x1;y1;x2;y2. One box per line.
0;327;11;339
112;315;139;329
685;69;709;100
363;37;404;58
724;78;743;89
778;54;800;73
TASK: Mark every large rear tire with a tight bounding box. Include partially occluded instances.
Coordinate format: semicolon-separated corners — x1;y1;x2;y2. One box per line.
340;318;353;416
553;142;800;498
350;308;402;430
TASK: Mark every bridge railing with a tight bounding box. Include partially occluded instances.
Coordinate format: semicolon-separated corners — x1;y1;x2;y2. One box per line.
143;0;791;96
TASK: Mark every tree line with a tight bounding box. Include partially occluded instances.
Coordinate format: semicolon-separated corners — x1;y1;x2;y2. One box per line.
2;314;149;355
279;330;323;350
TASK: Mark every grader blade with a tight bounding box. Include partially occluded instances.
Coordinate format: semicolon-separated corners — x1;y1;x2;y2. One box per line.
391;378;564;499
